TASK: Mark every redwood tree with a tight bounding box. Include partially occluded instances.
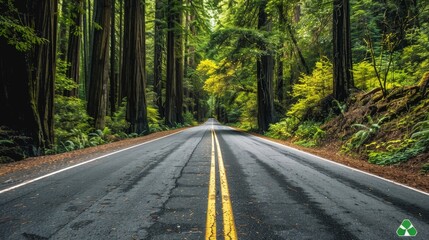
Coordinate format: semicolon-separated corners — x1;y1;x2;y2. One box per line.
165;0;177;126
65;0;83;97
87;0;112;129
154;0;165;118
121;0;149;134
333;0;353;101
257;0;275;132
0;0;58;152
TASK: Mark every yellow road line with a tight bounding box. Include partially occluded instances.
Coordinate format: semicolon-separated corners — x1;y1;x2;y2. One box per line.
205;129;217;240
214;129;238;240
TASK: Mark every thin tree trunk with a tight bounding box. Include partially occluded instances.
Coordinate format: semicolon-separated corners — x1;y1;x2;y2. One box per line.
0;0;58;152
58;0;69;59
122;0;149;134
154;0;165;118
257;0;274;132
65;0;83;97
175;0;184;124
118;0;124;101
165;0;177;126
110;0;117;114
83;0;89;97
87;0;111;129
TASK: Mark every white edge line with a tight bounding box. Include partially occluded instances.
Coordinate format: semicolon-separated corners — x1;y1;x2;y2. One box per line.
225;126;429;197
0;128;188;194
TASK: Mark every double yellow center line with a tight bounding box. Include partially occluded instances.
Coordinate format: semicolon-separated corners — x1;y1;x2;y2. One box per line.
206;127;238;240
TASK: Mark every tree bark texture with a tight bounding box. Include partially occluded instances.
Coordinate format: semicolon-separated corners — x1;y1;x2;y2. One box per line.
121;0;149;134
110;0;117;114
175;0;184;124
165;0;177;126
87;0;111;129
333;0;353;102
0;0;58;151
65;0;83;97
154;0;165;118
257;0;274;132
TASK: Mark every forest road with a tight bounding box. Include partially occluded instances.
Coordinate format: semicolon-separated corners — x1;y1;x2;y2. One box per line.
0;119;428;239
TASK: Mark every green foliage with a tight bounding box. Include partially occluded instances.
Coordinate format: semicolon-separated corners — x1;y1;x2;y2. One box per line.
54;95;91;143
368;141;426;165
400;23;429;82
366;116;429;165
147;105;162;132
0;15;48;52
266;118;299;140
333;100;347;116
0;126;32;163
421;163;429;174
288;58;333;119
183;112;198;126
343;116;387;152
55;59;78;94
106;100;130;134
353;61;379;90
411;119;429;141
294;121;325;147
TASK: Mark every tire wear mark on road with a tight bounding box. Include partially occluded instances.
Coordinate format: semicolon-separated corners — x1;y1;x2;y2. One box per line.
252;154;357;240
146;128;210;239
214;131;284;240
258;142;429;225
205;129;217;240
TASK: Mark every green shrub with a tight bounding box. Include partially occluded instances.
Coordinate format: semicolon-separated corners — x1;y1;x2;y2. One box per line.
421;163;429;174
266;118;299;140
54;95;91;143
368;141;427;165
184;112;198;126
293;121;325;147
147;105;163;132
106;100;130;135
343;115;387;152
288;58;333;119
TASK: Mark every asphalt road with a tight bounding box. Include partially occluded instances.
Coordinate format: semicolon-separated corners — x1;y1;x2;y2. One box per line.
0;119;428;239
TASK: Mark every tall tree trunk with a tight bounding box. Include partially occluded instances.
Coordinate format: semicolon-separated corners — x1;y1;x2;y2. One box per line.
257;0;274;132
0;0;58;152
276;54;284;103
154;0;165;118
87;0;111;129
83;0;89;97
58;0;69;59
333;0;353;101
276;3;286;104
118;0;124;101
175;0;184;124
122;0;149;134
110;0;117;114
165;0;177;126
65;0;83;97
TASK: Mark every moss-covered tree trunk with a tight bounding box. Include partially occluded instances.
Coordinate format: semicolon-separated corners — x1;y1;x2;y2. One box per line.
0;0;58;153
87;0;111;129
121;0;149;134
257;0;274;132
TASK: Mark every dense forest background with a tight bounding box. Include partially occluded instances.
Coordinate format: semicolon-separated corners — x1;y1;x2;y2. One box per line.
0;0;428;171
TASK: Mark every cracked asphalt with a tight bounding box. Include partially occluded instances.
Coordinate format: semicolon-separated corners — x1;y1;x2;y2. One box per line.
0;119;428;239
